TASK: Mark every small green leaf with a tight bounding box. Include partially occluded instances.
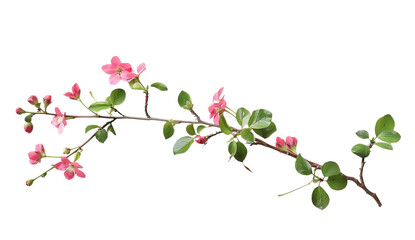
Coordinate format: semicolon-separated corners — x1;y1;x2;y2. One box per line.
178;91;193;110
89;102;111;112
295;154;312;175
228;141;237;157
248;109;272;129
163;122;174;139
197;125;207;134
95;129;108;143
351;144;371;158
356;130;369;139
74;152;81;161
321;161;341;177
186;124;196;136
378;130;401;143
253;122;277;139
35;103;41;108
107;124;116;135
312;186;330;210
236;108;251;127
173;136;194;155
109;89;126;106
24;114;34;123
219;115;232;135
375;142;393;150
151;82;168;91
234;142;247;162
129;78;145;90
375;114;395;136
241;128;255;142
85;125;100;133
327;174;348;190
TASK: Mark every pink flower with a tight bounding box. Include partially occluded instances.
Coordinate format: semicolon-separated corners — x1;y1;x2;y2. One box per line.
55;157;85;180
43;95;52;108
28;144;46;165
208;87;227;125
24;122;33;133
28;95;38;105
64;83;81;100
195;135;207;144
51;107;67;134
276;137;286;149
16;107;25;115
286;136;297;149
102;56;138;85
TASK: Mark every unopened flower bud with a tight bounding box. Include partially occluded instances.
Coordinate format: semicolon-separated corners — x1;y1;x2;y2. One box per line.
43;95;52;109
195;135;207;144
16;107;25;115
276;137;286;149
286;136;298;153
26;179;34;186
28;95;39;105
24;122;33;133
63;147;71;154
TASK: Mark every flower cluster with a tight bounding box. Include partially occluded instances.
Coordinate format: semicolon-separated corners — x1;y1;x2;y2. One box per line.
276;136;298;153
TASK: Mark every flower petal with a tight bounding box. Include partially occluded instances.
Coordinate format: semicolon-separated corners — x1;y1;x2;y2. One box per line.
58;123;65;134
28;151;40;162
64;170;75;180
213;113;220;125
109;74;121;85
61;157;71;164
213;87;224;102
72;83;80;98
137;63;146;75
102;64;117;74
75;168;86;178
120;63;132;72
120;71;137;81
35;144;45;154
111;56;121;66
54;162;67;171
64;92;75;100
51;116;58;127
55;107;63;116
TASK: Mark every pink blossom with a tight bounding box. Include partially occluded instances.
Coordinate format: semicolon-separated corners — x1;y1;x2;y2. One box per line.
102;56;137;85
43;95;52;108
208;87;227;125
16;107;24;115
276;137;286;148
24;122;33;133
195;135;207;144
28;95;38;105
54;157;85;180
286;136;297;149
51;107;67;134
28;144;46;165
64;83;80;100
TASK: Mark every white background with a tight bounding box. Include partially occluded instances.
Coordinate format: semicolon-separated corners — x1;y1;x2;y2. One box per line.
1;0;414;239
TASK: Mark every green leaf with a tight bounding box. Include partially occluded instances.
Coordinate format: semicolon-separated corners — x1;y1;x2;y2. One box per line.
375;142;393;150
228;141;237;156
236;108;251;127
173;136;194;155
89;102;111;112
24;114;34;123
312;186;330;210
219;115;232;135
197;125;207;134
95;129;108;143
163;122;174;139
378;130;401;143
295;154;312;175
129;78;145;90
85;125;100;133
74;152;81;161
327;174;348;190
241;128;255;142
186;124;196;136
178;91;193;110
150;82;168;91
351;144;371;158
321;161;341;177
108;124;116;135
248;109;272;129
375;114;395;136
253;122;277;139
356;130;369;139
109;89;126;106
234;141;247;162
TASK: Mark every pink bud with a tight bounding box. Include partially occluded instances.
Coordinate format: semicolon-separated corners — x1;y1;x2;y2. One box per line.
24;122;33;133
28;95;38;105
26;179;34;186
195;135;207;144
63;147;71;154
286;136;297;149
43;95;52;108
276;137;286;148
16;107;25;115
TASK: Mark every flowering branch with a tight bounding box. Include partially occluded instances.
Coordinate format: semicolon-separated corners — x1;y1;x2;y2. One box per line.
18;56;401;210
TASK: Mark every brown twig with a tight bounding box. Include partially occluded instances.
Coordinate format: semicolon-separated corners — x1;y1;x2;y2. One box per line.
144;91;150;118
